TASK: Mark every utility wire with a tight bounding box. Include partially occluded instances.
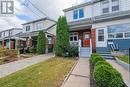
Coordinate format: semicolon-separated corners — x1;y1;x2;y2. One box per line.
26;0;51;19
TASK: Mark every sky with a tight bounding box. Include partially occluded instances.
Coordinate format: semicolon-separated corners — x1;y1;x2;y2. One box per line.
0;0;89;31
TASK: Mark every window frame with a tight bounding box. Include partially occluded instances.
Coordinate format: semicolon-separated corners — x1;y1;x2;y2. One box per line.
69;32;78;42
73;8;84;20
98;29;105;42
37;22;43;30
26;25;30;32
73;10;78;19
107;23;130;39
101;0;120;14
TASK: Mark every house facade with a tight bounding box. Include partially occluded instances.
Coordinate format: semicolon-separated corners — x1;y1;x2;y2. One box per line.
0;28;23;49
17;17;56;53
63;0;130;57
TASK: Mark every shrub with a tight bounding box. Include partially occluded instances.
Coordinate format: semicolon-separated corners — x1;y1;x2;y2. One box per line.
91;53;100;61
93;65;124;87
29;48;37;53
68;46;78;57
95;61;112;67
37;31;46;54
92;56;105;65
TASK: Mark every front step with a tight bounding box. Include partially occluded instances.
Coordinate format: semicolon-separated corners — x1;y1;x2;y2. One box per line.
79;47;91;57
99;53;115;60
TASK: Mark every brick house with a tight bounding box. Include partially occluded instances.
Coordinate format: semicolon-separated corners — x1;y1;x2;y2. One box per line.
63;0;130;57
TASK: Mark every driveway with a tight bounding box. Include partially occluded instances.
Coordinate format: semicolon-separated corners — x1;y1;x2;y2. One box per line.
0;53;54;78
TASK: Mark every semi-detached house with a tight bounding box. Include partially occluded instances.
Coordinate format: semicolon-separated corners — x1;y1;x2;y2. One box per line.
63;0;130;57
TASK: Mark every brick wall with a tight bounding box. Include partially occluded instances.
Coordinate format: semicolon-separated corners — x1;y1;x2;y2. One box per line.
91;29;96;52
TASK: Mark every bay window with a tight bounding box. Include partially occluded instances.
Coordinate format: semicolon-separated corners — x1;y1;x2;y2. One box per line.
107;23;130;39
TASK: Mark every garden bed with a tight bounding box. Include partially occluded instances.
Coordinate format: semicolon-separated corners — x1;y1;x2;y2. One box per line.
90;60;98;87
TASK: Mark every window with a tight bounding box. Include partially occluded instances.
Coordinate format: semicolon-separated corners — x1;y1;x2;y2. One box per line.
26;26;30;32
79;8;84;18
37;22;43;30
125;32;130;38
73;10;78;19
73;8;84;19
107;23;130;39
102;0;109;14
98;29;104;41
48;37;53;44
69;33;78;41
112;0;119;12
101;0;119;14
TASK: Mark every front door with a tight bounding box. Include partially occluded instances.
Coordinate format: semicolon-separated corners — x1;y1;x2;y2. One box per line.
83;32;90;47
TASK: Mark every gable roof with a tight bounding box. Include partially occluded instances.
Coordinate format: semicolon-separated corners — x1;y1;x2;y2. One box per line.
22;17;56;25
63;0;102;12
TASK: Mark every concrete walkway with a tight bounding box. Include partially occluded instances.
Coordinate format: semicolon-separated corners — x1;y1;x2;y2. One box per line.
107;60;130;87
62;58;90;87
0;53;54;78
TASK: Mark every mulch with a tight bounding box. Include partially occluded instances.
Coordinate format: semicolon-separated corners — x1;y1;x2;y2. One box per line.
90;60;99;87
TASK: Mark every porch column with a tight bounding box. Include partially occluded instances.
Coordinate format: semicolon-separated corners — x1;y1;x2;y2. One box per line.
91;29;96;52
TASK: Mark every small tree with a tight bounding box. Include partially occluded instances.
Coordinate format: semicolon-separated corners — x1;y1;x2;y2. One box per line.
37;31;46;54
55;16;69;56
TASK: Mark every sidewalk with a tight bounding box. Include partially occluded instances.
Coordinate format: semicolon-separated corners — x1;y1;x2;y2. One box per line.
107;60;130;87
0;53;54;78
62;58;90;87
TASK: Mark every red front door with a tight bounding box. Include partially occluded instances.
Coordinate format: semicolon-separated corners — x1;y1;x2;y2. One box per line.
83;32;90;47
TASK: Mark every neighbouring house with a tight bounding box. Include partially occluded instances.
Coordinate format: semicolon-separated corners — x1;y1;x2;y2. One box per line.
63;0;130;57
16;17;56;53
0;28;23;49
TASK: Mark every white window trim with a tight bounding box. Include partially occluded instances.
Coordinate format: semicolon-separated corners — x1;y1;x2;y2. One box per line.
69;32;78;42
73;8;84;20
108;32;130;39
100;0;120;15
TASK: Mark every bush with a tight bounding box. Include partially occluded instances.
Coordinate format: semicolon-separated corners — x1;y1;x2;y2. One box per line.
95;61;112;67
29;48;37;53
93;65;124;87
91;53;100;61
37;31;46;54
68;46;78;57
92;55;105;65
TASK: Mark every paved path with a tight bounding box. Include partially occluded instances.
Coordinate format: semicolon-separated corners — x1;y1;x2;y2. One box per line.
107;60;130;87
0;53;54;78
62;58;90;87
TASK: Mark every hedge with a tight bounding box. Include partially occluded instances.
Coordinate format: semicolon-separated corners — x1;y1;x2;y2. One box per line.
91;53;124;87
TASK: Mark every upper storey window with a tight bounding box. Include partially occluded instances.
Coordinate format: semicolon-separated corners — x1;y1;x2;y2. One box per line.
73;10;78;19
26;26;30;32
112;0;119;12
37;22;43;30
101;0;119;14
102;0;109;14
73;8;84;20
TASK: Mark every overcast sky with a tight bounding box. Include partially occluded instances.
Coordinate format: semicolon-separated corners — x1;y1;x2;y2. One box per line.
0;0;89;31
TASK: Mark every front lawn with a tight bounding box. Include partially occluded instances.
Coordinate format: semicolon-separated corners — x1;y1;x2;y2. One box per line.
117;56;130;64
0;57;76;87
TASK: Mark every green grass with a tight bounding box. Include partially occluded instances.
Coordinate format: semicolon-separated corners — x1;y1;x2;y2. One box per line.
117;56;130;64
0;57;77;87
